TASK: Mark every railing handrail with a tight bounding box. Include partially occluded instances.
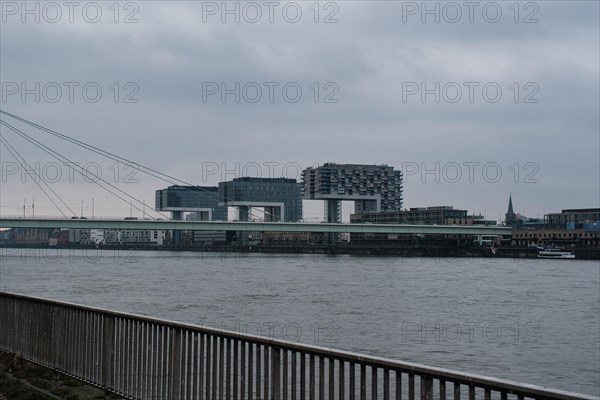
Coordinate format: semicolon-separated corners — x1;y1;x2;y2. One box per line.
0;291;596;400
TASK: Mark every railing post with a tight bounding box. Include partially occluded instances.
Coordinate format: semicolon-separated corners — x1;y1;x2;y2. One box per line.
103;315;115;394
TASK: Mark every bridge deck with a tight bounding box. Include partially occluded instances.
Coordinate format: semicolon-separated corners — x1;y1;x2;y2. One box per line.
0;217;511;235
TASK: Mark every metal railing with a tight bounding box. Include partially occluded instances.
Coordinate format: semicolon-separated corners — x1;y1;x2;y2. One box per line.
0;292;596;400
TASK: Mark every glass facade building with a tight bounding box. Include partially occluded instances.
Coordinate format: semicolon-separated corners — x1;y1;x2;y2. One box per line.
155;185;228;221
218;177;303;222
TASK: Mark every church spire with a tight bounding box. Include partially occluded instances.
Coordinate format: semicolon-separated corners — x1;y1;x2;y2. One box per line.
505;193;516;226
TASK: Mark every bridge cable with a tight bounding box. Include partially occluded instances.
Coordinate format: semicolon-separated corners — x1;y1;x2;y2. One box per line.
0;110;274;221
0;119;168;220
0;135;75;218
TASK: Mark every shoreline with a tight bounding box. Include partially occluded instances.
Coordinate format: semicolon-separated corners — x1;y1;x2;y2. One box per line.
1;244;599;260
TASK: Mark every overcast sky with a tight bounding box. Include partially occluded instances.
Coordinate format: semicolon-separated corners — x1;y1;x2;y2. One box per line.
1;1;598;222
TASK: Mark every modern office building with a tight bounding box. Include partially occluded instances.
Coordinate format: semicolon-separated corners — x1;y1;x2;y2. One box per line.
350;206;471;225
218;177;303;222
155;185;228;245
155;185;228;221
302;163;403;223
545;208;600;229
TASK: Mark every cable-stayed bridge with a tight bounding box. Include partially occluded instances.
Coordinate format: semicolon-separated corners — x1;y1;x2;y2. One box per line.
0;110;511;237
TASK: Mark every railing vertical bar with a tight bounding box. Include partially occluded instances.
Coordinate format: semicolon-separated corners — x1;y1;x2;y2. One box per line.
73;307;79;376
181;329;192;399
310;354;315;400
142;322;148;400
144;323;151;400
124;317;130;395
484;389;491;400
132;321;141;398
199;333;207;400
79;309;83;378
240;341;246;400
64;301;75;371
161;326;168;400
102;315;115;393
113;318;119;394
96;312;100;384
132;319;138;398
144;322;149;400
264;344;270;400
360;363;366;400
421;376;433;400
200;333;206;400
76;309;82;380
220;336;225;400
319;355;325;400
339;360;345;400
440;380;446;400
234;339;239;400
87;311;92;381
273;347;281;400
372;366;378;400
91;312;96;383
248;342;253;400
501;392;507;400
182;329;193;399
193;332;199;400
213;335;218;400
134;320;139;398
157;324;162;400
227;337;232;400
120;318;126;395
206;334;212;400
384;368;390;400
454;382;460;400
408;373;414;400
291;351;297;400
469;385;475;400
301;352;306;400
283;349;288;400
83;311;88;381
151;324;158;400
119;318;127;393
131;318;137;397
95;312;100;383
328;358;334;400
72;309;77;377
88;311;94;383
68;309;74;375
395;372;402;400
350;362;356;400
257;344;262;400
62;308;68;374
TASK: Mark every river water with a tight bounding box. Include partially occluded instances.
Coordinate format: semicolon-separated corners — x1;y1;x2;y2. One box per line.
0;249;598;396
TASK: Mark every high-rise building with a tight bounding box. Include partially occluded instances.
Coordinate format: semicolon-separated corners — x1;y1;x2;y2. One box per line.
218;177;303;222
302;163;403;223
